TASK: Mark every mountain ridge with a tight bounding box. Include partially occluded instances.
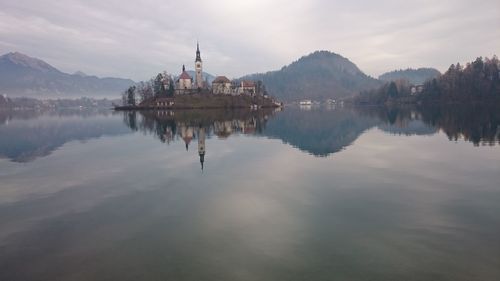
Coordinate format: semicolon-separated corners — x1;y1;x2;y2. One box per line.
0;52;135;97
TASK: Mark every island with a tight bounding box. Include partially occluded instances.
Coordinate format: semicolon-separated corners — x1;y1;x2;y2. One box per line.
114;43;282;110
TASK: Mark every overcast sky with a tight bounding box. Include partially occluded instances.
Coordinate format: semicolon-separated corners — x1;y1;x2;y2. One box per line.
0;0;498;81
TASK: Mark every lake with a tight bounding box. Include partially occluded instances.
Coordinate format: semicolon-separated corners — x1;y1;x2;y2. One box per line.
0;105;499;281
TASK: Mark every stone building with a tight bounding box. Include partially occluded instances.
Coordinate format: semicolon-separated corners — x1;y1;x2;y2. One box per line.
239;80;256;95
212;76;232;95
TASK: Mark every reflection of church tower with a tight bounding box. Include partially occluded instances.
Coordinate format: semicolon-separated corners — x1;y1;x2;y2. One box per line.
197;126;206;171
195;42;203;89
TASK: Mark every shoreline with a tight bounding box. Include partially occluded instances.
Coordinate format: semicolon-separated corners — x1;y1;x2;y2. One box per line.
115;93;282;110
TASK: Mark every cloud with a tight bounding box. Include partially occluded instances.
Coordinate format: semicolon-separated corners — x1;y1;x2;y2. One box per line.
0;0;498;80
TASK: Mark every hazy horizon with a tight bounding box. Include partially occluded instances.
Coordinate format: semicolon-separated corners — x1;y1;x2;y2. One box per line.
1;0;499;81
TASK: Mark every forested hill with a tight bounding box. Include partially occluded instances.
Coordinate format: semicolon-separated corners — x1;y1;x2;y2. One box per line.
354;56;500;105
240;51;381;102
420;56;499;103
379;68;441;85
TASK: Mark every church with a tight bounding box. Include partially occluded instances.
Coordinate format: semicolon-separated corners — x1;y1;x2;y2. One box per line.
173;42;261;97
175;42;206;94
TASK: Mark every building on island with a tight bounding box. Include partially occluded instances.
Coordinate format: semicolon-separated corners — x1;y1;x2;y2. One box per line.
169;42;268;99
212;76;232;95
176;65;193;95
175;43;206;94
239;80;256;95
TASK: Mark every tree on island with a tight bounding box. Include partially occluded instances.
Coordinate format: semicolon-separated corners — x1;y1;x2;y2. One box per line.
154;73;166;97
168;82;174;97
123;85;136;106
137;81;154;103
387;81;398;98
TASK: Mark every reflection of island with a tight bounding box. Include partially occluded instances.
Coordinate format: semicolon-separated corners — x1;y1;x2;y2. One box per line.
122;109;276;170
0;110;131;162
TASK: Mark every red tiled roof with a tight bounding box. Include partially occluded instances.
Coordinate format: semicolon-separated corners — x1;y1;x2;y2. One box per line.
178;71;192;80
213;76;231;83
241;80;255;87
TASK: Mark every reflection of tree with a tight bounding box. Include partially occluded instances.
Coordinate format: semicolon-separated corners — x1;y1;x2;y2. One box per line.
420;106;500;146
123;111;138;131
355;105;500;146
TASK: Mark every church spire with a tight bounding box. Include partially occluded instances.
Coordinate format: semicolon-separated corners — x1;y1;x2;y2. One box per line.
195;41;202;62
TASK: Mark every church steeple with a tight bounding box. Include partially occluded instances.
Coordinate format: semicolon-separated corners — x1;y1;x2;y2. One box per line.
195;41;202;62
194;42;203;88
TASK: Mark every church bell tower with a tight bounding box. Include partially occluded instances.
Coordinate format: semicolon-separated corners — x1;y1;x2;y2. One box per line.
195;42;203;89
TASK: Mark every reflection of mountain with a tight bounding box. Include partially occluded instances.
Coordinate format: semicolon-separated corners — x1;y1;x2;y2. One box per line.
0;112;131;162
262;108;379;156
378;120;438;136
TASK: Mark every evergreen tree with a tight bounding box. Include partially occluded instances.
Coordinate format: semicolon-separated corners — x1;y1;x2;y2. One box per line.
387;81;398;98
126;85;136;106
168;80;175;96
153;73;165;97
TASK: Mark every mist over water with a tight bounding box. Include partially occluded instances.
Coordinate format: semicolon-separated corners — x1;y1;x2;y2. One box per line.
0;106;499;281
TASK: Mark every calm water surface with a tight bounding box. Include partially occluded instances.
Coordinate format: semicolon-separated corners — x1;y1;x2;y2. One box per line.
0;106;499;281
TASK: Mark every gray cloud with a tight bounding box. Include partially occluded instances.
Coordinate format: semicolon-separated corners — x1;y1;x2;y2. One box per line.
0;0;498;80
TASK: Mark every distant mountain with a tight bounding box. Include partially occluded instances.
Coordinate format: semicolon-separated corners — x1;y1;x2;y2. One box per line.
185;70;216;84
0;52;135;97
240;51;381;102
379;68;441;85
73;71;88;77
